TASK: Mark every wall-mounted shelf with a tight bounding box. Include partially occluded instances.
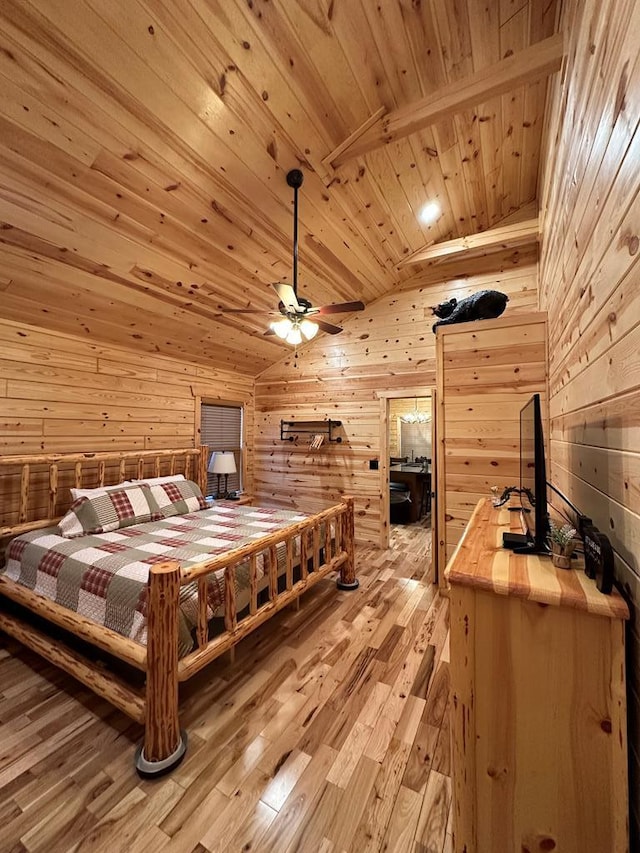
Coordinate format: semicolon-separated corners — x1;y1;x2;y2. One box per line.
280;419;343;443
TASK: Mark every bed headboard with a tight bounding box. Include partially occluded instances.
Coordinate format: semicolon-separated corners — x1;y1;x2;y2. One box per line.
0;446;209;539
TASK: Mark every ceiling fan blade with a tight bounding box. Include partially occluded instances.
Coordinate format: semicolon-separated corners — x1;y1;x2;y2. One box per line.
316;300;365;315
272;282;301;312
317;319;343;335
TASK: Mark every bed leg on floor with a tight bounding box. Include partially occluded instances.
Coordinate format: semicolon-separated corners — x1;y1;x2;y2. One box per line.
136;560;187;777
337;496;359;591
229;645;236;665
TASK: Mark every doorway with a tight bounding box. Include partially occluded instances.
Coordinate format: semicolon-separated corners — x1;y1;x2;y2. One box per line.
378;390;435;578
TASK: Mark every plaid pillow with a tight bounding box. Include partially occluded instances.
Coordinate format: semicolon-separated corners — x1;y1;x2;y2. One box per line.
148;479;207;518
59;484;162;539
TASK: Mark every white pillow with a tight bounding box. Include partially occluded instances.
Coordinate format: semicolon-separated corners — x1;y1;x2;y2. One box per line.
132;474;186;486
70;481;132;501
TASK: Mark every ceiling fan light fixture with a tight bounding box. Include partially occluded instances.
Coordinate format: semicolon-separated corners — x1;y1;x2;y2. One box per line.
271;318;293;339
300;319;318;340
286;325;303;346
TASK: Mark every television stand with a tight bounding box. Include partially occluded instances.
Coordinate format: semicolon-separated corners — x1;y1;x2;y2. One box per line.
446;499;629;853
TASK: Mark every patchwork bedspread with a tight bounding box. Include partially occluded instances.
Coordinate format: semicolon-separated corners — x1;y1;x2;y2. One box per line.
3;503;308;656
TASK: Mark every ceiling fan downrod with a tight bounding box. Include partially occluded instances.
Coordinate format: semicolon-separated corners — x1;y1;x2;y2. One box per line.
286;169;304;299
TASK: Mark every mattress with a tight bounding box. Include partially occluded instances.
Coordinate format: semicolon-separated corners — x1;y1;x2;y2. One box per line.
3;503;309;656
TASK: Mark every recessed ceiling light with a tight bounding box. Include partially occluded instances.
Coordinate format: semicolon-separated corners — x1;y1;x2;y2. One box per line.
419;201;441;225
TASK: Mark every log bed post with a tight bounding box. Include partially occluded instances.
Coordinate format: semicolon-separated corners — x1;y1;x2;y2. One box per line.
337;495;359;590
199;445;209;494
135;560;187;776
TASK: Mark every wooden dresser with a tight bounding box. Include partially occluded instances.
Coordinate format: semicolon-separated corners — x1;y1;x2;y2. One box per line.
446;499;629;853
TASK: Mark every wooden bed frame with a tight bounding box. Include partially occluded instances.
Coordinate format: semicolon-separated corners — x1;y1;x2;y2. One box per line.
0;446;358;775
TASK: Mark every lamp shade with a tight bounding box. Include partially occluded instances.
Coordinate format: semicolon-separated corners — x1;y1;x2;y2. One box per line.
208;451;237;475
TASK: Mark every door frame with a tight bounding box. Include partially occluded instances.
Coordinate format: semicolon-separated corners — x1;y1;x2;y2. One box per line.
376;387;435;551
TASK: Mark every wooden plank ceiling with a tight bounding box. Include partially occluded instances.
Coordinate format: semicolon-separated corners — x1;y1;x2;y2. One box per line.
0;0;558;374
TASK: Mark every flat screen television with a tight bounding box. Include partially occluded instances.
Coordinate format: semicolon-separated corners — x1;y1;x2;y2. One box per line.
516;393;550;554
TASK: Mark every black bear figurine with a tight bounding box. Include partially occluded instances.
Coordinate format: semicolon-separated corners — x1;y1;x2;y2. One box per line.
431;289;509;332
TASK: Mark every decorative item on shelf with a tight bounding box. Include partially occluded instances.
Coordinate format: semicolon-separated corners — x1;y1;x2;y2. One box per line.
583;524;615;594
491;484;534;507
208;451;237;498
431;289;509;333
548;520;578;569
280;419;342;443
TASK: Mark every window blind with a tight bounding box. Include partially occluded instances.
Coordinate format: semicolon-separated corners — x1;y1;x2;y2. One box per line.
201;404;243;495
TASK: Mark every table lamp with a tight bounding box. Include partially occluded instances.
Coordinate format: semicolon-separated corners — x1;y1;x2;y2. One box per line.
208;451;237;498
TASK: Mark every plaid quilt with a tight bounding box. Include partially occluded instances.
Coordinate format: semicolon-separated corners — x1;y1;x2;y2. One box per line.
3;504;308;657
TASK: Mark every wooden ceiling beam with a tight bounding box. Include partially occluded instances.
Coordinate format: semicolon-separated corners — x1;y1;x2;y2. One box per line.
329;33;564;167
397;218;539;267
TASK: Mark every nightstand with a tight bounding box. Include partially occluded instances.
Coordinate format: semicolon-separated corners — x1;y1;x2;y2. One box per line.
233;495;253;506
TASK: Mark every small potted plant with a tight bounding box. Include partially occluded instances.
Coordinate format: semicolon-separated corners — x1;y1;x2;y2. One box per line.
548;520;577;569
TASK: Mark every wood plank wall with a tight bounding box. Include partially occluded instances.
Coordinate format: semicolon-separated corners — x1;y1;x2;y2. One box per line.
0;318;254;527
435;313;548;578
254;250;538;543
539;0;640;842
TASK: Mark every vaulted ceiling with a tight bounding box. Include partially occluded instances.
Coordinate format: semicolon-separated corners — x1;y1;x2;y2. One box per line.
0;0;559;374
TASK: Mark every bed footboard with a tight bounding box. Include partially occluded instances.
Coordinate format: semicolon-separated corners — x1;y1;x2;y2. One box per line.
137;495;358;774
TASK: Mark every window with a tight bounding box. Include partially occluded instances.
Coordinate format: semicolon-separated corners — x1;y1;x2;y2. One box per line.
201;403;243;496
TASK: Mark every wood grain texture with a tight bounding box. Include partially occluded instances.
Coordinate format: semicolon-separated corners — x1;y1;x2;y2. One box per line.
0;317;255;527
435;313;548;582
144;561;182;763
0;447;356;769
0;445;204;538
448;503;629;853
0;610;145;724
0;521;454;852
255;257;538;544
332;34;564;163
399;218;539;267
538;0;640;841
0;0;557;372
446;498;629;619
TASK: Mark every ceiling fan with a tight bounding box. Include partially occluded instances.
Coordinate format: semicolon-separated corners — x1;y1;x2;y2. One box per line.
216;169;365;345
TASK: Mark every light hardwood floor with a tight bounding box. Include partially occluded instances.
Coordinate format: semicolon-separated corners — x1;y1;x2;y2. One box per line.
0;520;450;853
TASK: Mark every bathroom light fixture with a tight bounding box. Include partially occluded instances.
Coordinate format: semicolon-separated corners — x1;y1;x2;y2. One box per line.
400;399;431;424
